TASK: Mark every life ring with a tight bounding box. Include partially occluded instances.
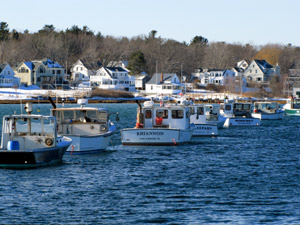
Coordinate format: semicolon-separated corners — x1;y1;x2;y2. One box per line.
100;125;107;131
45;138;54;146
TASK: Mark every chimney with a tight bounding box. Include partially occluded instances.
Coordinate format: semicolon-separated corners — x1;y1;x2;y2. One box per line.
160;73;163;83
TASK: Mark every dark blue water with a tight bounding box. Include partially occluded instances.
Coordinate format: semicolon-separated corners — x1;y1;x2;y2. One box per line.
0;103;300;224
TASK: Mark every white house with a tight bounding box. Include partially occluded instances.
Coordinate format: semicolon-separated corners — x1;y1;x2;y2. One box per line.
70;60;91;82
90;66;135;91
237;60;248;70
244;59;280;83
145;73;183;94
135;72;150;90
107;60;129;69
0;64;20;88
193;69;236;86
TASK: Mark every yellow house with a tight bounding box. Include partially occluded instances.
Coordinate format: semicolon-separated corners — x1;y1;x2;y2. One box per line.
14;62;34;85
14;59;65;88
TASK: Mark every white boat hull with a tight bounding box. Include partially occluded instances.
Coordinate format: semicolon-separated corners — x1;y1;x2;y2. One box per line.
252;112;284;120
223;117;261;127
66;131;114;154
192;123;218;137
121;128;193;145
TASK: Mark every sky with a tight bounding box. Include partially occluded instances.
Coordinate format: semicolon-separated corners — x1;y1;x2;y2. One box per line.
2;0;300;46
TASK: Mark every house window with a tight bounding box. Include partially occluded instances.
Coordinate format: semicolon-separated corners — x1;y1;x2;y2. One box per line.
151;86;153;90
257;77;261;81
57;70;61;74
255;70;257;73
8;71;10;75
250;70;252;73
52;70;55;74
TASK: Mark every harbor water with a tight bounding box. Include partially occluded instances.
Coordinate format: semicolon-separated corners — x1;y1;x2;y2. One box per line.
0;103;300;224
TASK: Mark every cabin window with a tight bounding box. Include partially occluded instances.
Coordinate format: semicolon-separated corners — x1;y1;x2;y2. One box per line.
62;110;75;121
243;104;251;110
145;110;152;119
225;105;231;111
234;104;242;110
98;111;107;123
156;109;168;119
172;110;184;119
197;107;204;115
189;107;195;115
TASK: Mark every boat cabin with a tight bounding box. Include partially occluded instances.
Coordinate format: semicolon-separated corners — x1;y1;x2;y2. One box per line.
253;102;279;113
221;102;252;118
51;108;109;135
138;101;191;130
1;115;57;150
286;98;300;109
188;104;219;124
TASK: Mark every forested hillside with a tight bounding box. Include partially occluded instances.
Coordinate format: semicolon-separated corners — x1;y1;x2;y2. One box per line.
0;22;299;77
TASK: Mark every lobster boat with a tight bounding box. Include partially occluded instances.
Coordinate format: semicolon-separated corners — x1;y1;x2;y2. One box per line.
121;101;194;145
188;104;218;137
220;101;260;127
51;99;118;154
283;96;300;116
252;102;284;120
0;103;71;168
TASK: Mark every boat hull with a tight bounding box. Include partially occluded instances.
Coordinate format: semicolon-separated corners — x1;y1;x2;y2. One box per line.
252;112;284;120
121;128;193;145
284;109;300;116
192;123;218;137
223;117;261;127
0;139;71;169
65;131;114;154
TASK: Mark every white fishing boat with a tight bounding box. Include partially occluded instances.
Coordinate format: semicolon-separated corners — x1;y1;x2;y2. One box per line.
51;99;117;154
220;101;260;127
121;101;194;145
283;96;300;116
252;102;284;120
0;103;72;168
188;104;218;137
204;104;226;128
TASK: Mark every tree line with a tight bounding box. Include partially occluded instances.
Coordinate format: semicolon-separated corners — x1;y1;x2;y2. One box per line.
0;21;300;78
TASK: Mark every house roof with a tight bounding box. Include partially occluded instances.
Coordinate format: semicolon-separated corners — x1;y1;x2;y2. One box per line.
24;62;34;70
254;59;273;69
106;67;127;72
147;73;177;84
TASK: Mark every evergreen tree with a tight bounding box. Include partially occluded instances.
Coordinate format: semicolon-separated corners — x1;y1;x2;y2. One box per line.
128;50;146;75
0;22;9;41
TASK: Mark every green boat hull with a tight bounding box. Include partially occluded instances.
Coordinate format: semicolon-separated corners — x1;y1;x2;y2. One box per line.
285;108;300;116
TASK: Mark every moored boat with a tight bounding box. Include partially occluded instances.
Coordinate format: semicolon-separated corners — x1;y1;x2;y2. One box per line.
188;104;218;137
51;99;117;154
0;103;72;168
252;101;284;120
220;101;260;127
283;96;300;116
121;100;194;145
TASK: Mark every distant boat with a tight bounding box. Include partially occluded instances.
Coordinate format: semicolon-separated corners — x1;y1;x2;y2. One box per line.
220;101;260;127
283;96;300;116
187;104;218;137
252;102;284;120
0;103;71;168
51;99;117;154
121;100;194;145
